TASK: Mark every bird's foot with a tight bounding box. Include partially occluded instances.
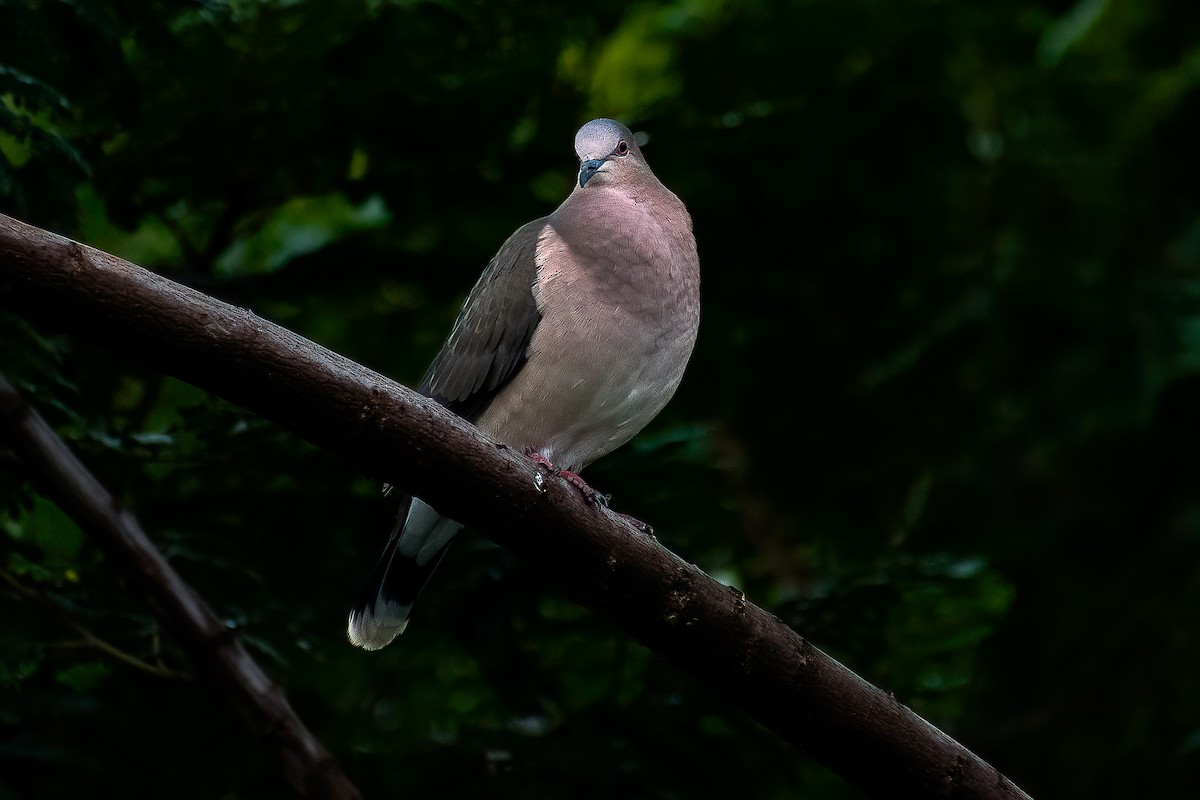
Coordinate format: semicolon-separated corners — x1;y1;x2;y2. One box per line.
523;450;557;472
522;450;611;506
557;469;611;507
616;512;654;535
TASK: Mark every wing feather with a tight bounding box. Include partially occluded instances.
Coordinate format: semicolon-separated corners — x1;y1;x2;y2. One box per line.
419;218;545;422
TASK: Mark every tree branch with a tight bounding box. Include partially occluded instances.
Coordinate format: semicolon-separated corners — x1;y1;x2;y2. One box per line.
0;212;1033;800
0;371;361;800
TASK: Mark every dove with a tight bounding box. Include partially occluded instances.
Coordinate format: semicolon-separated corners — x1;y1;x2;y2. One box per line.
348;118;700;650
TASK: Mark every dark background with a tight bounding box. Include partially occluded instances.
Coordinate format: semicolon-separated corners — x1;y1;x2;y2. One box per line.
2;1;1199;797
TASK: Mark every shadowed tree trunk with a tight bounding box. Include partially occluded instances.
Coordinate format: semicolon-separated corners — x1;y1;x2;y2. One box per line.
0;212;1034;800
0;373;361;800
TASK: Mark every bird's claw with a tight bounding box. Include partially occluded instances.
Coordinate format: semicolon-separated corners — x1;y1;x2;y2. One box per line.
617;512;653;535
522;450;614;508
556;468;605;505
523;449;557;472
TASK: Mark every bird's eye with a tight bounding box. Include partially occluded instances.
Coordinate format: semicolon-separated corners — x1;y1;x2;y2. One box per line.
615;140;630;156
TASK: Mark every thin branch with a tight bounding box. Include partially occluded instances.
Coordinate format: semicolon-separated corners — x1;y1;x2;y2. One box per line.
0;564;189;678
0;370;361;800
60;627;192;679
0;211;1034;800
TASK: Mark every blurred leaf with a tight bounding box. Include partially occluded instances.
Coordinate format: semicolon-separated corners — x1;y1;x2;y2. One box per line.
5;497;83;566
215;193;390;278
54;662;111;693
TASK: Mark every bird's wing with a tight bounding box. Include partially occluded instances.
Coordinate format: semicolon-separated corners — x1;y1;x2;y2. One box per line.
419;218;545;422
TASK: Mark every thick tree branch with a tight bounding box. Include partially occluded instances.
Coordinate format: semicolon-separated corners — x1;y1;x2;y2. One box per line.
0;212;1033;800
0;372;361;800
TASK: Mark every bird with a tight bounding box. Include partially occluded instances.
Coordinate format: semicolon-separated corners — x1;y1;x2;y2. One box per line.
347;118;701;650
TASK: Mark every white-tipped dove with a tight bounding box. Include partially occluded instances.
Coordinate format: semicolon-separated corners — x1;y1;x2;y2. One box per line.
348;118;701;650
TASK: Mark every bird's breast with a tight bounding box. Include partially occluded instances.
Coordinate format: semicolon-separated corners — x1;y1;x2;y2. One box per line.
473;211;698;471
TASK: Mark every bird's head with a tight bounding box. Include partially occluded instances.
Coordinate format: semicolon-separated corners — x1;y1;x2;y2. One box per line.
574;118;648;189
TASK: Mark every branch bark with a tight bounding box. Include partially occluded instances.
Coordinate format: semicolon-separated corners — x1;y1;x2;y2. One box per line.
0;372;361;800
0;212;1034;800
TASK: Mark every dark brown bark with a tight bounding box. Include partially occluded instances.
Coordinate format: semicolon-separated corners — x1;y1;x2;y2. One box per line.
0;212;1034;800
0;372;361;799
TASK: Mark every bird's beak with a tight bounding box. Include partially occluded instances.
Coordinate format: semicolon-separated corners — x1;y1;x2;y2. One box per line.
578;158;606;188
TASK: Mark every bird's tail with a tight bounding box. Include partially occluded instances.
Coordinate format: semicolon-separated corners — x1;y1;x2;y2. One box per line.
347;498;462;650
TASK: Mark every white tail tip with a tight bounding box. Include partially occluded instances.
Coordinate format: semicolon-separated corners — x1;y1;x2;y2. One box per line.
347;601;411;651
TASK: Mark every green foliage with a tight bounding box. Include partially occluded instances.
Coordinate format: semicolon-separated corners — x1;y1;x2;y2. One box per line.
3;0;1200;797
